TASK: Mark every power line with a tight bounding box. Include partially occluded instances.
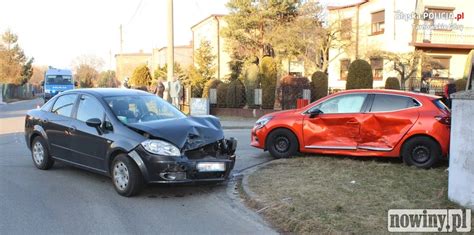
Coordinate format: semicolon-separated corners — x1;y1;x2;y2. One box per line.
127;0;145;25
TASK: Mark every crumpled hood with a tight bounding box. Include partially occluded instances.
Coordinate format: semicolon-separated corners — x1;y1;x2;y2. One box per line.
127;116;224;151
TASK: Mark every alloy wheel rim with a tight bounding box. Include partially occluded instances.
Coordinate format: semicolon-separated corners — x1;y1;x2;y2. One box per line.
412;145;430;163
32;141;44;165
275;136;290;153
113;162;129;191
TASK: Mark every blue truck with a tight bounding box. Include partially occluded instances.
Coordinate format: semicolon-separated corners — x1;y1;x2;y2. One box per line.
42;68;76;102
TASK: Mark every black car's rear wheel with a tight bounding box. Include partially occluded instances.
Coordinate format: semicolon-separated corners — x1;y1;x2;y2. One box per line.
402;136;440;169
266;128;299;159
31;136;54;170
112;154;144;197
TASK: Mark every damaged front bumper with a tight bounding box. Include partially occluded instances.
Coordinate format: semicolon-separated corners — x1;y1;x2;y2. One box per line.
129;138;237;184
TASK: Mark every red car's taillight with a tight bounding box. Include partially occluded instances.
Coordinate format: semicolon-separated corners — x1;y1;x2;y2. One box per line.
435;116;451;125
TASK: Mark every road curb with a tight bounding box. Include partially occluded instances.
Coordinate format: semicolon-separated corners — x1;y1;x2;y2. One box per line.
238;160;274;212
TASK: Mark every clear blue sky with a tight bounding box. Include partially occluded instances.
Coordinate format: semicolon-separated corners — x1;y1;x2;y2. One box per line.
0;0;228;70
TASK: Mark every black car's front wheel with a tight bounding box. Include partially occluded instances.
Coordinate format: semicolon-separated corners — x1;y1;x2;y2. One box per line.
111;154;144;197
402;136;441;169
31;136;54;170
266;128;299;159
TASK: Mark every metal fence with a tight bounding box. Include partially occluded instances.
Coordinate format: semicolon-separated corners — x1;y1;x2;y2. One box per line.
1;83;41;102
280;86;311;110
403;77;449;96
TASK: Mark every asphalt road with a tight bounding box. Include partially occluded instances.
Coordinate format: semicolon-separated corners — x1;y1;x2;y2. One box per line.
0;98;276;234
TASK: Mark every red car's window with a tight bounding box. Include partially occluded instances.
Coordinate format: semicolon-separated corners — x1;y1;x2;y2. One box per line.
433;99;451;113
370;94;419;112
313;94;367;114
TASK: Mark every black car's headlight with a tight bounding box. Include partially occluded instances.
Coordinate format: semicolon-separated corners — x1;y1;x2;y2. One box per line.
255;116;273;129
141;140;181;156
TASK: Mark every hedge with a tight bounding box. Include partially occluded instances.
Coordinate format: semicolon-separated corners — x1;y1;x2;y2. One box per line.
202;79;222;98
455;78;467;92
260;57;278;109
385;77;400;90
346;59;373;90
243;63;260;107
310;71;328;101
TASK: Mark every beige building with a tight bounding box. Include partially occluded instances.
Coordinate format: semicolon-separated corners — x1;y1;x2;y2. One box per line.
191;14;231;80
115;45;193;84
150;45;193;71
115;52;151;84
328;0;474;91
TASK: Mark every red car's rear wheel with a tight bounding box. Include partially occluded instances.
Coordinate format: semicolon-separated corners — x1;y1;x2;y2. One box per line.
402;136;441;169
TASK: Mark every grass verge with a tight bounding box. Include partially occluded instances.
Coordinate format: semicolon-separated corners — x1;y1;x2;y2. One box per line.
245;156;473;234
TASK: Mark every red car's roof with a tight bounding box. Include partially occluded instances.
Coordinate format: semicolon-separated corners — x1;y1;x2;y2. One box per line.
334;89;440;100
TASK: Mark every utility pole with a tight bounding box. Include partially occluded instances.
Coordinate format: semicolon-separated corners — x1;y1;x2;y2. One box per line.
167;0;174;81
119;24;123;53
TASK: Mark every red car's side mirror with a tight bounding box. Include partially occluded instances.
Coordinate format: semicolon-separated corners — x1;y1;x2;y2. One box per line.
308;109;323;118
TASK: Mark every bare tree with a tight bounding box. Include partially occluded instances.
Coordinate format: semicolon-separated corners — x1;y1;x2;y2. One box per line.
318;12;354;73
71;54;104;72
30;65;48;85
366;50;440;89
71;55;104;88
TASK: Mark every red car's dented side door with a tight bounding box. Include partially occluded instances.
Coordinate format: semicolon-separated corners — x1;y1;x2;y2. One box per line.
303;113;365;150
302;93;369;151
358;94;420;151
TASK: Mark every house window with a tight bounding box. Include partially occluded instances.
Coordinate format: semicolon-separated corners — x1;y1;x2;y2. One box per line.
370;58;383;80
340;59;350;81
432;56;450;78
341;18;352;40
371;10;385;35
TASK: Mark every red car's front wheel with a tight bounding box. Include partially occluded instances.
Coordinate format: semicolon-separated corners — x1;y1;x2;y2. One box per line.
266;128;299;159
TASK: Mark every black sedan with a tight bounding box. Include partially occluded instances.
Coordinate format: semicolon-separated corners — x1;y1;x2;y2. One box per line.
25;88;237;197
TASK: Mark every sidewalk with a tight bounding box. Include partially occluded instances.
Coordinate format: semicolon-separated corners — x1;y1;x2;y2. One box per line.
218;116;257;129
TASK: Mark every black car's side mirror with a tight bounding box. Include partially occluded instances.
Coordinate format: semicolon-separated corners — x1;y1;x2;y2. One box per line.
86;118;103;134
41;81;44;87
308;108;323;118
74;81;79;87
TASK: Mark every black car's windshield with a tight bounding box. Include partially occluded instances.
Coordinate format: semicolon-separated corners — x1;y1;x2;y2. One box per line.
104;95;185;124
45;75;73;85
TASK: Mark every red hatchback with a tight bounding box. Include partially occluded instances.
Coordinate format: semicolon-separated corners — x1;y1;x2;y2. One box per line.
251;89;451;168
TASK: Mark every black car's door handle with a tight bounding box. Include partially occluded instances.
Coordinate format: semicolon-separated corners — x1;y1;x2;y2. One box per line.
68;126;77;133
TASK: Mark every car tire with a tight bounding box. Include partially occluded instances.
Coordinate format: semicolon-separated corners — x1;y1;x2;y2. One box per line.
31;136;54;170
266;128;299;159
111;154;144;197
402;136;440;169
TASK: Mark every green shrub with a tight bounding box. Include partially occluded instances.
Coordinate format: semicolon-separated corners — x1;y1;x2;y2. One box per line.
384;77;400;90
455;78;467;92
310;71;328;101
346;59;373;90
280;75;311;109
130;65;152;87
243;63;260;107
226;79;246;108
202;79;222;98
228;57;244;81
260;56;278;109
216;83;228;108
